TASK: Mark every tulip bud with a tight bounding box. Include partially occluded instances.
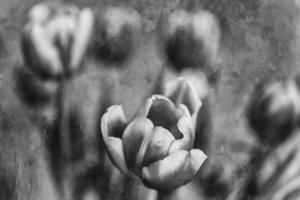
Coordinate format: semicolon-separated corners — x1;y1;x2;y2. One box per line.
22;2;94;79
247;78;300;146
93;6;141;64
14;67;58;107
158;9;220;72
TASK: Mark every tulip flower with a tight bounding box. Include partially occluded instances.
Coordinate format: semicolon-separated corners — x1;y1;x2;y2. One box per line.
21;2;94;79
17;3;95;199
237;78;300;200
247;78;300;146
158;9;220;72
101;78;206;192
93;6;141;63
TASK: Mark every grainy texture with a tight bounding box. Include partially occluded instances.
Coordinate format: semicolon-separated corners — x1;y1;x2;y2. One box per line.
0;0;299;199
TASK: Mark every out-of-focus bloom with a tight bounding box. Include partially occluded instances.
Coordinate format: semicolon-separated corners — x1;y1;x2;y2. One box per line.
101;78;206;191
22;2;94;79
235;124;300;200
240;78;300;199
158;9;221;71
247;78;300;146
93;6;141;63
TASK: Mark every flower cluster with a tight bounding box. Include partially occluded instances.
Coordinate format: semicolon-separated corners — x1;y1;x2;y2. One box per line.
15;2;214;199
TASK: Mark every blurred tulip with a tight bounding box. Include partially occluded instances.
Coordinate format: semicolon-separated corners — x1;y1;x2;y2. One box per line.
21;2;94;79
238;114;300;200
93;6;141;64
101;89;206;191
247;78;300;146
158;9;220;72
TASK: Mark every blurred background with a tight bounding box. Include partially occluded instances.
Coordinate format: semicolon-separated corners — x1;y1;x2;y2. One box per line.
0;0;299;199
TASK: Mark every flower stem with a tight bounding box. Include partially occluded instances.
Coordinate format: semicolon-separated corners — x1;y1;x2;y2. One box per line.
157;190;176;200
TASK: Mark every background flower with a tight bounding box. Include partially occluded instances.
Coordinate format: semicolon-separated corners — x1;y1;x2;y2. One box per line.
158;8;221;72
247;78;300;146
93;6;141;64
21;2;94;79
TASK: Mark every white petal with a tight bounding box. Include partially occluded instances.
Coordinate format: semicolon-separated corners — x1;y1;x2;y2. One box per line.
101;105;127;138
169;115;194;152
101;105;128;173
122;117;154;171
28;3;51;23
104;137;128;174
70;8;94;71
142;127;175;167
165;77;202;115
141;149;207;191
25;24;63;77
136;97;154;118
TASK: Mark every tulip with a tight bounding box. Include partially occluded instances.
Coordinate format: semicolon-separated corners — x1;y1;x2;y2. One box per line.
158;9;220;72
242;131;300;200
93;6;141;64
21;2;94;79
101;79;206;192
18;4;94;199
239;78;300;199
247;78;300;147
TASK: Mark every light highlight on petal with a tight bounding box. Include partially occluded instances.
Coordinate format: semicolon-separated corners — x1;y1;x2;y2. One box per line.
122;117;154;171
141;149;206;191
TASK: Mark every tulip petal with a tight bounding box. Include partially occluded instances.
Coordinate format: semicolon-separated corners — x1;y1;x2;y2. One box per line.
165;77;202;115
122;117;154;171
104;137;128;174
146;95;181;133
28;3;51;24
136;97;154;118
181;69;209;100
165;77;185;102
70;8;94;71
177;104;192;118
169;114;195;152
141;149;207;191
193;99;212;151
101;105;127;138
142;127;175;167
22;24;63;78
166;104;191;142
101;105;128;173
